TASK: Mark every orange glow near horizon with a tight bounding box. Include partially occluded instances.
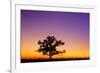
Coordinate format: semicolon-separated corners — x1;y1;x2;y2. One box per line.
21;35;89;60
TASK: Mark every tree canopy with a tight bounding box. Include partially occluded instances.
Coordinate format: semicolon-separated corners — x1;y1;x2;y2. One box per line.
37;36;66;59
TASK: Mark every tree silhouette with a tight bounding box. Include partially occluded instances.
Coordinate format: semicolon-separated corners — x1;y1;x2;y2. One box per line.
37;36;66;60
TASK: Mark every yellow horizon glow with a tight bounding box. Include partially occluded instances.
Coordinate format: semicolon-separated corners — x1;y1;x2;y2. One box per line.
21;35;89;60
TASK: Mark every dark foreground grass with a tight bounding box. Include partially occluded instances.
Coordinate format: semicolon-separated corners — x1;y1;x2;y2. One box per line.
21;57;90;63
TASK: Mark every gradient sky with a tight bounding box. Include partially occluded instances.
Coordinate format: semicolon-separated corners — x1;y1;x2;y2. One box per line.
21;10;90;59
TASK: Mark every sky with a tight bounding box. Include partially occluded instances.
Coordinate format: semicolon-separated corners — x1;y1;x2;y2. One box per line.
21;10;90;60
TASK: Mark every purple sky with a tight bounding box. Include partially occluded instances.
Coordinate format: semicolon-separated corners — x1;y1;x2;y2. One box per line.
21;10;89;40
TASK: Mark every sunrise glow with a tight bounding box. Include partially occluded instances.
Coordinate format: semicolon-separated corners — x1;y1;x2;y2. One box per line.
21;10;90;62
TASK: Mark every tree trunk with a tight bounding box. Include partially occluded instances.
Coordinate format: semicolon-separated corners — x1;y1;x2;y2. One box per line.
49;55;52;60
